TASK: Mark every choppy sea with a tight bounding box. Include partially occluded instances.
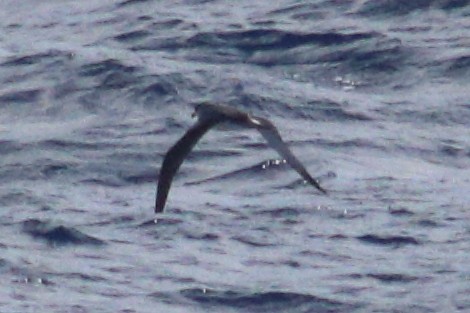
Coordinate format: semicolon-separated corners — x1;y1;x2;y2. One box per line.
1;1;470;312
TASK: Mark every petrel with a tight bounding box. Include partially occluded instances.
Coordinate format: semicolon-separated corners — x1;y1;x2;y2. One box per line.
155;102;326;213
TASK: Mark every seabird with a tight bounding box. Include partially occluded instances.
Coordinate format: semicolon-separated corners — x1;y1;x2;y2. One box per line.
155;102;326;213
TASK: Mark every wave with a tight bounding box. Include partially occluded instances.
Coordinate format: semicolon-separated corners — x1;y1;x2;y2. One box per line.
170;288;351;313
21;219;105;246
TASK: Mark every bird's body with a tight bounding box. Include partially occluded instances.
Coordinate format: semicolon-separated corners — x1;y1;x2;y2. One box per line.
155;102;326;213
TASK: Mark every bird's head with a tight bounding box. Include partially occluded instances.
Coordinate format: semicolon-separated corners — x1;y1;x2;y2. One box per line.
191;102;221;121
191;103;202;118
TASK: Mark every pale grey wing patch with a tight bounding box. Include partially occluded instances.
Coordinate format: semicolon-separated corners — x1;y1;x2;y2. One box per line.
253;118;327;194
155;120;217;213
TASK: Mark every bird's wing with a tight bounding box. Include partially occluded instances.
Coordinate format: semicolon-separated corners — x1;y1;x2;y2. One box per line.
155;120;217;213
251;116;327;194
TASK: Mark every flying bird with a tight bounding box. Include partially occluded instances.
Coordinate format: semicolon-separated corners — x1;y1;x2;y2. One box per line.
155;102;326;213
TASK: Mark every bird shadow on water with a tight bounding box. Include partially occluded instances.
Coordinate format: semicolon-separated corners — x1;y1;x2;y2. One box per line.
184;158;334;188
184;159;284;185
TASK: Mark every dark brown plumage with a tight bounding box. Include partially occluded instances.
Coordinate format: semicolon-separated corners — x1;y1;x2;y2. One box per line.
155;103;326;213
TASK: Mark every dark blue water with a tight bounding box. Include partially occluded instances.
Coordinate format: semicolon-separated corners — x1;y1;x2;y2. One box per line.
1;1;469;312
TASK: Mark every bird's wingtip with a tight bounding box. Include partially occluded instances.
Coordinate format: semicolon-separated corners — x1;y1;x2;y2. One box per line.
312;180;328;195
155;203;165;214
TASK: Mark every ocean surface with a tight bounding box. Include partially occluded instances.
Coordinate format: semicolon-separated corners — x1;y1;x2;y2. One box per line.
1;0;469;312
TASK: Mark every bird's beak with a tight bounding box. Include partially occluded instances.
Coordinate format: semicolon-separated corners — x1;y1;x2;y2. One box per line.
191;111;196;118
